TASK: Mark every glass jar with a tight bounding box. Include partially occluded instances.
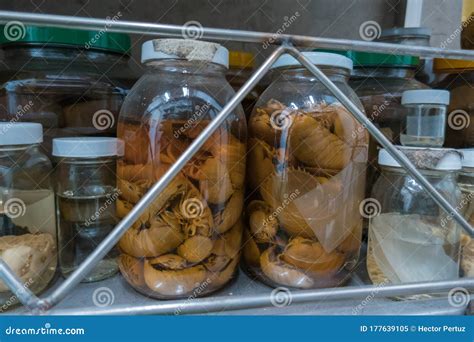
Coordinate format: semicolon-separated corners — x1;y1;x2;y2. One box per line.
0;25;133;156
0;123;56;311
53;137;123;282
226;50;259;118
400;89;450;147
434;59;474;148
117;39;246;299
244;52;368;289
458;148;474;277
367;147;462;285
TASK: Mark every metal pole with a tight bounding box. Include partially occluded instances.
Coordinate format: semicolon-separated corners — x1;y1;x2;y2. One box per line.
0;260;40;311
47;278;474;315
0;11;474;60
286;46;474;237
33;46;287;309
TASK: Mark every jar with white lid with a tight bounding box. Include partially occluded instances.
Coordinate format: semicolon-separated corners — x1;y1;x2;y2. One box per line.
53;137;123;282
117;39;246;299
400;89;450;147
458;148;474;277
0;123;56;310
244;52;368;289
367;147;462;285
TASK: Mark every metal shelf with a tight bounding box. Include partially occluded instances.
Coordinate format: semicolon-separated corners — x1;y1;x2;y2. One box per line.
0;10;473;315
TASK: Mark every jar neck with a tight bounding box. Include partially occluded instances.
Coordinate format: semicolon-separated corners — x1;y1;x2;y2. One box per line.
352;67;416;79
144;59;227;76
381;165;458;178
54;156;119;165
271;66;350;83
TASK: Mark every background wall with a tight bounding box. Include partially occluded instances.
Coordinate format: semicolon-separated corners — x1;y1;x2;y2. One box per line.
0;0;464;69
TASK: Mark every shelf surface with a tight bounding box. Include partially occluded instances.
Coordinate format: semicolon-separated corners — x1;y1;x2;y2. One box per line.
10;260;467;316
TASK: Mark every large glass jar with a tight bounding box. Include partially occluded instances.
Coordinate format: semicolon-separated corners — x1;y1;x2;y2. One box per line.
53;137;123;282
434;59;474;148
0;123;56;311
244;52;368;289
117;39;246;299
367;147;462;285
458;148;474;277
0;25;132;155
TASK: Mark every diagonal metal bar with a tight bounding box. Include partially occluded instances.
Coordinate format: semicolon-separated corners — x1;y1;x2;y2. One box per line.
0;45;285;311
0;11;474;60
0;260;40;311
286;46;474;237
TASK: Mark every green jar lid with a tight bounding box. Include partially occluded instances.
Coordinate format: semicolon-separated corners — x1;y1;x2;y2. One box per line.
348;51;419;68
0;24;131;54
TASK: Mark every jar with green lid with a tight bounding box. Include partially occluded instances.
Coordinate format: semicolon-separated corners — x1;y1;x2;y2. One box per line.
0;25;134;155
0;123;57;311
434;59;474;148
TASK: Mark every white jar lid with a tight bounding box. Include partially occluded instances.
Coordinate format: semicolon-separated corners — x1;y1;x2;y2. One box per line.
401;89;450;105
459;148;474;168
52;137;124;158
0;122;43;145
141;39;229;68
270;52;353;70
378;147;462;171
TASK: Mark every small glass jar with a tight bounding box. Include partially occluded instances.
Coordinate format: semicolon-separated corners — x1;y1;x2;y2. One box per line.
458;148;474;277
400;89;450;147
117;39;246;299
53;137;123;282
0;25;133;156
244;52;368;289
367;147;462;285
0;123;56;310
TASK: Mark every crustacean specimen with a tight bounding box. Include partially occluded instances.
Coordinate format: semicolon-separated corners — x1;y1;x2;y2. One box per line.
117;120;246;298
244;98;367;289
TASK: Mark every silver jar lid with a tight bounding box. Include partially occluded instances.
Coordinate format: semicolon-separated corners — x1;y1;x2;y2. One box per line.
378;146;462;171
52;137;124;158
270;52;353;71
141;39;229;68
459;148;474;168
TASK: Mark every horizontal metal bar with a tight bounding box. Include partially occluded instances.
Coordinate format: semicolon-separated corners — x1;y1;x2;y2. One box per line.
287;46;474;237
34;45;287;310
0;11;473;60
46;278;474;315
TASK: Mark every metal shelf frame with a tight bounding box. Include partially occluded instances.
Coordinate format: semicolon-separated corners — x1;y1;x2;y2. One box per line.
0;10;473;315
